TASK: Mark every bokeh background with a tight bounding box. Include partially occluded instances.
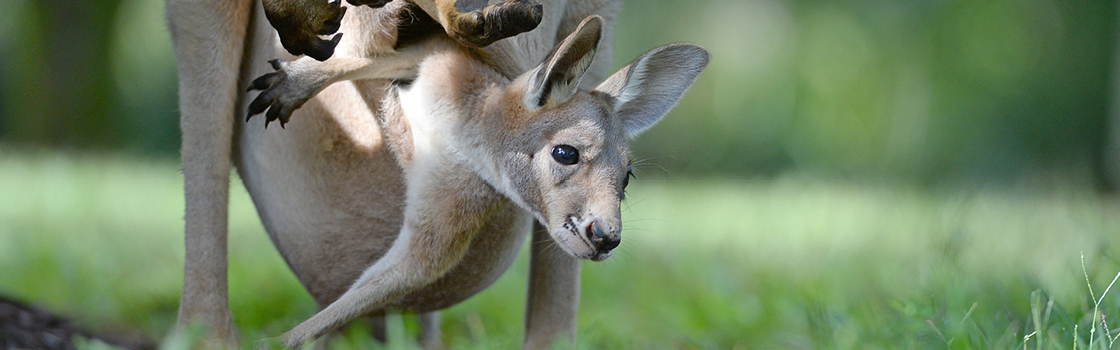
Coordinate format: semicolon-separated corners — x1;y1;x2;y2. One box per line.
2;0;1116;183
3;0;1120;348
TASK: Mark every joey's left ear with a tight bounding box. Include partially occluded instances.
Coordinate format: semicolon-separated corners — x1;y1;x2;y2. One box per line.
522;15;603;110
595;43;710;137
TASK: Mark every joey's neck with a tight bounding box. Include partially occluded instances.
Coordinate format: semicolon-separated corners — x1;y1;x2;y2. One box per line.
394;45;539;212
397;54;522;204
450;95;527;206
438;98;533;211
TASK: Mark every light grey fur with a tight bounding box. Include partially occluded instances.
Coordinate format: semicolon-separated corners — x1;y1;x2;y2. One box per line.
167;0;707;348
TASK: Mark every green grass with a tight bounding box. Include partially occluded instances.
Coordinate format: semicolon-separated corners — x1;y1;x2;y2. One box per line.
3;149;1120;349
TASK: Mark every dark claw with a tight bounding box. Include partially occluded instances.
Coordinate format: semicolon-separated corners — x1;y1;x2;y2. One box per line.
246;70;286;122
330;33;343;48
247;60;309;127
278;105;296;127
345;0;390;8
265;101;281;128
301;33;342;62
247;99;267;122
248;71;282;91
247;93;270;120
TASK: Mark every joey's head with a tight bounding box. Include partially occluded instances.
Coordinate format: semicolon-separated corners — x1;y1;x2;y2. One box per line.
484;16;709;261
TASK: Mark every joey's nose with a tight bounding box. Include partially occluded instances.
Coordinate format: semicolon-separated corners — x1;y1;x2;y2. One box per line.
585;221;620;252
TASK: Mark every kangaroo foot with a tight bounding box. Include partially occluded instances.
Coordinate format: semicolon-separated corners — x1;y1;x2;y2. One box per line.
263;0;348;61
449;0;543;47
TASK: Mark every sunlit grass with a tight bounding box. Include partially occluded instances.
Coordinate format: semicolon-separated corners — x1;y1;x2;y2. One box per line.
2;150;1120;349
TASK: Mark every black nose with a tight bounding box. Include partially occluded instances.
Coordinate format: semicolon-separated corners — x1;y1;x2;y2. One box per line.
586;222;620;252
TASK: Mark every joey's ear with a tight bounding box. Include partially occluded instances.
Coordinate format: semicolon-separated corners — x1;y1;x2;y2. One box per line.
595;43;710;137
522;15;603;110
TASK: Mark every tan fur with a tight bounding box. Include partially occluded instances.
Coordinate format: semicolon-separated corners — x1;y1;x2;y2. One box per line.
167;0;708;348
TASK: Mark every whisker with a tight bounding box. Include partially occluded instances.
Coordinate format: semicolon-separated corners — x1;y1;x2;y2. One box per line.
631;156;656;168
631;156;670;175
609;242;639;264
622;194;654;211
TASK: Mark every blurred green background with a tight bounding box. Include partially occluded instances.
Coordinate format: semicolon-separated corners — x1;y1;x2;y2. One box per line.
2;0;1115;183
4;0;1120;348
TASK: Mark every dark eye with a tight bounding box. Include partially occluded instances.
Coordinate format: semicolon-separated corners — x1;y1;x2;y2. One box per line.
551;145;579;165
622;169;635;189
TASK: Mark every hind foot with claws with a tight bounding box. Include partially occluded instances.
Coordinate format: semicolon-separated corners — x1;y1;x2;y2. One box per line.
262;0;350;61
447;0;544;47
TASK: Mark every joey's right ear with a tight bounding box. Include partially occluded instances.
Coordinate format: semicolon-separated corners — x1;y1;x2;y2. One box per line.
595;43;710;137
521;15;604;110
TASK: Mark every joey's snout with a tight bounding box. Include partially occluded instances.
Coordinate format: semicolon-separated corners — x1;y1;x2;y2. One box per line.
584;220;620;261
547;213;624;261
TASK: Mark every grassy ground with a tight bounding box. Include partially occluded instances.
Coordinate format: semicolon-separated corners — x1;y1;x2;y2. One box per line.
3;150;1120;349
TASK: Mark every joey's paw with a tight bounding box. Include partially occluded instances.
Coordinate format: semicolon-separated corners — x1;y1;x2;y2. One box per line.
451;0;543;47
345;0;390;8
263;0;346;61
246;59;314;128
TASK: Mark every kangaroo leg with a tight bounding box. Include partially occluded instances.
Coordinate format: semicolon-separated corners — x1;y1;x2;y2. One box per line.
523;222;581;350
418;311;442;349
278;165;501;347
366;312;438;348
368;315;388;342
366;312;436;347
166;0;253;345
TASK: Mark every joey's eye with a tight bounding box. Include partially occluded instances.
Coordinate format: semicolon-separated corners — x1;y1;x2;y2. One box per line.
622;169;634;189
551;145;580;165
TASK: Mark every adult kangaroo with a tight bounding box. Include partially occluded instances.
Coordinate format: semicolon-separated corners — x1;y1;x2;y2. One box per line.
166;0;708;348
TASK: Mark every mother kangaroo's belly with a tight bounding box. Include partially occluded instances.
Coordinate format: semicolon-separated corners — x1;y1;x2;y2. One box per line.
236;81;531;311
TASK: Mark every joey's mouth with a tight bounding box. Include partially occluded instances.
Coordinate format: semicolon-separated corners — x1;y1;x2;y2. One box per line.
552;216;615;261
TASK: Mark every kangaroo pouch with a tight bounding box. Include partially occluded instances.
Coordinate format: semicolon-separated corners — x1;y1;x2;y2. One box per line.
235;80;531;311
